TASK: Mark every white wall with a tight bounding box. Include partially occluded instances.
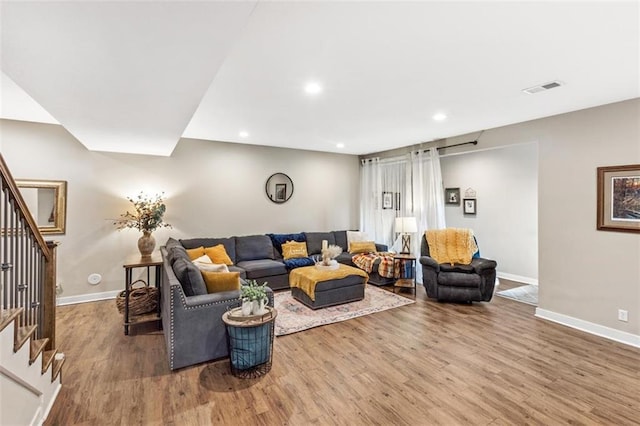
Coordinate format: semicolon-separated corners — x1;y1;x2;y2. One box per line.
440;143;538;282
1;120;360;298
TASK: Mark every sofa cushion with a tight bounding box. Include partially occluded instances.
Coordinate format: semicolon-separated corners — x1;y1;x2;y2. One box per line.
439;263;475;273
304;232;336;255
205;244;234;266
165;237;181;250
228;265;247;279
172;258;208;296
335;252;355;267
438;272;482;287
267;233;305;256
282;241;308;260
235;235;274;262
236;259;287;279
201;271;241;293
167;245;190;266
180;238;236;264
332;230;352;253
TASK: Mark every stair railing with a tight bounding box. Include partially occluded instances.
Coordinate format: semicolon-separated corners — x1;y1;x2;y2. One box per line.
0;154;58;349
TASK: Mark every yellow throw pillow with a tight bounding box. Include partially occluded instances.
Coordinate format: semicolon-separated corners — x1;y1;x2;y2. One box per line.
205;244;233;266
186;246;206;260
281;241;308;260
201;271;240;293
349;241;377;254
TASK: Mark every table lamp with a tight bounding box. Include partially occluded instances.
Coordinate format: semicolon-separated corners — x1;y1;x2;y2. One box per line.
395;217;418;254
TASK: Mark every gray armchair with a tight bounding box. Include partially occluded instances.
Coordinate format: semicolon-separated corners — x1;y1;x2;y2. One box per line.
419;234;497;303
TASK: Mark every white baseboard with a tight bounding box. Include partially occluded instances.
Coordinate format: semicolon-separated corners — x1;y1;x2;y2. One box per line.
535;308;640;349
496;272;538;286
56;290;119;306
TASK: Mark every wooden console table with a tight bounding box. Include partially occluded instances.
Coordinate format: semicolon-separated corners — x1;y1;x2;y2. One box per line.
122;253;162;335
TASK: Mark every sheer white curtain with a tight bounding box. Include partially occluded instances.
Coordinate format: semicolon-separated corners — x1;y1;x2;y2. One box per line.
360;148;445;284
360;156;411;248
411;148;446;283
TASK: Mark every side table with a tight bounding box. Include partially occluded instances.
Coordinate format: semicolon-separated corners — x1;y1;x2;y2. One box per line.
222;307;277;379
122;252;162;335
393;254;416;294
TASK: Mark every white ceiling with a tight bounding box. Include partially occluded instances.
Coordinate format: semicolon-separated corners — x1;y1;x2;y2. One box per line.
1;1;639;156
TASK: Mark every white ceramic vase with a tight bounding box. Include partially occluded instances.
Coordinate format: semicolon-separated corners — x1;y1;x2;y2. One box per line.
252;299;267;315
241;299;252;316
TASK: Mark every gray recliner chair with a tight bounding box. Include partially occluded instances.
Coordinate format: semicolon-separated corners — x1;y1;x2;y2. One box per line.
419;234;497;303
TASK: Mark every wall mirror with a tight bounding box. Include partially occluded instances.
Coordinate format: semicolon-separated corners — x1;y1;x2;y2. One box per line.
265;173;294;204
16;179;67;235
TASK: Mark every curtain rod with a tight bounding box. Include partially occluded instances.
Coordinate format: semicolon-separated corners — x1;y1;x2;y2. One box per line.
433;140;478;152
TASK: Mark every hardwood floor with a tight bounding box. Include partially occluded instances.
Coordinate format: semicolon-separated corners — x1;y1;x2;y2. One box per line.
45;284;640;425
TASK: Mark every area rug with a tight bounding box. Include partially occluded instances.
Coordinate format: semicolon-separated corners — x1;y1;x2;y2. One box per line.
496;284;538;306
273;285;414;336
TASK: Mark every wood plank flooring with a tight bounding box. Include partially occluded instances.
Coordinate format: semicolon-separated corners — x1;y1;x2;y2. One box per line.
44;283;640;425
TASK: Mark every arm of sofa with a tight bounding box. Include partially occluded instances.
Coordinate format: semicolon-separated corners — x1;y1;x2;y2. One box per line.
375;243;388;252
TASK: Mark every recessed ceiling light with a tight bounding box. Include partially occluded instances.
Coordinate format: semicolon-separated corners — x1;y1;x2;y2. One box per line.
432;113;447;121
336;143;345;149
304;82;322;95
239;131;249;138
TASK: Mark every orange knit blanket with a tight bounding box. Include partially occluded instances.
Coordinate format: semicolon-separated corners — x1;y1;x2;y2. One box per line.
289;264;369;301
425;228;477;265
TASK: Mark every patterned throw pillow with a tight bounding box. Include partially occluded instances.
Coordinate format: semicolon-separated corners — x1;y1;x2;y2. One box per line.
281;241;309;260
348;241;377;254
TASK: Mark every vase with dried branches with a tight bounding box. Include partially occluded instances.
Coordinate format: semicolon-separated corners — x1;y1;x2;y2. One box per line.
114;192;171;257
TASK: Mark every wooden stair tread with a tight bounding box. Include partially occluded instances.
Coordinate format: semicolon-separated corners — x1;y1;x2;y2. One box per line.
52;354;65;382
30;337;49;364
42;349;57;374
0;307;24;333
14;324;37;352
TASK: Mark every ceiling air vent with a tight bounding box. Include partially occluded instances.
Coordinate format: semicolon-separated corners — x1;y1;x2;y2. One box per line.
522;80;563;94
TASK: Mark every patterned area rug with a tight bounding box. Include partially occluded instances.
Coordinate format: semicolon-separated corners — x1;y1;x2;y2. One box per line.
496;284;538;306
273;285;414;336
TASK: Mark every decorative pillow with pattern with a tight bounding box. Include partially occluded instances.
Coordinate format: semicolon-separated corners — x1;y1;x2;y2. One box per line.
281;241;308;260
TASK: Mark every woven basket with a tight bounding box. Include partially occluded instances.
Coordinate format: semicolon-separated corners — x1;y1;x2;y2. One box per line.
116;279;158;316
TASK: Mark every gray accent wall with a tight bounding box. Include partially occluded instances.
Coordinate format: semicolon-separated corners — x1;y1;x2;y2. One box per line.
1;120;360;298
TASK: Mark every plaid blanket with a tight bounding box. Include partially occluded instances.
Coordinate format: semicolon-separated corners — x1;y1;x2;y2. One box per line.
352;252;399;278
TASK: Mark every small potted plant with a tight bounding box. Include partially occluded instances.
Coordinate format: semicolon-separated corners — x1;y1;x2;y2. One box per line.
240;280;268;315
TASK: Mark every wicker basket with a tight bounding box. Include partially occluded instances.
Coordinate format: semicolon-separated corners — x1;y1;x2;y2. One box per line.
116;279;158;316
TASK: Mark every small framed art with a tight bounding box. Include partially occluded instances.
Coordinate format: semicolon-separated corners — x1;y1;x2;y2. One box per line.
445;188;460;205
382;192;393;209
463;198;476;215
275;184;287;202
597;164;640;233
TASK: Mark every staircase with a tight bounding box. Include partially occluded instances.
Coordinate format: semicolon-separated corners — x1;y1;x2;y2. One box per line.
0;154;63;426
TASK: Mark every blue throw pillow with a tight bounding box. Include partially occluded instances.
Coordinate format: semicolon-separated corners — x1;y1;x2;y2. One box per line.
283;257;315;270
267;233;305;255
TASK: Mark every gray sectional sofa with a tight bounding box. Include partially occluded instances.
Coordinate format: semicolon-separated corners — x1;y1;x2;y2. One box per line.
161;230;389;370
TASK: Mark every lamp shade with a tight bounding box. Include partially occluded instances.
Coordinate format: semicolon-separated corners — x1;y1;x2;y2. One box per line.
395;217;418;233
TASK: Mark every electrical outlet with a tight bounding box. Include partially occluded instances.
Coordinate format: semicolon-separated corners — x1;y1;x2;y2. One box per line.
618;309;628;322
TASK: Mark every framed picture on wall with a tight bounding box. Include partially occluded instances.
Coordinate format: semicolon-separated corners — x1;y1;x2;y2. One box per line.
597;164;640;233
463;198;476;215
445;188;460;205
382;192;393;209
395;192;401;211
275;184;287;202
